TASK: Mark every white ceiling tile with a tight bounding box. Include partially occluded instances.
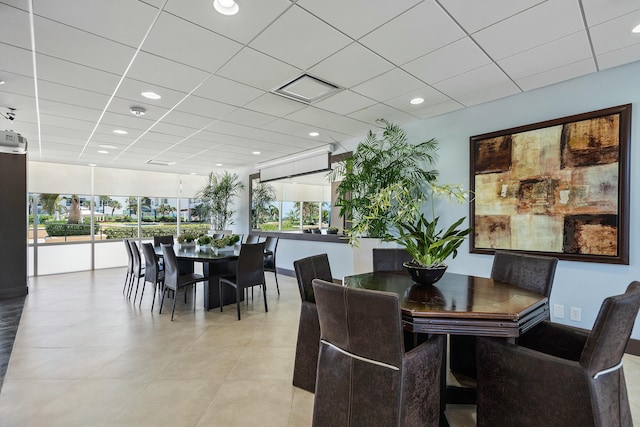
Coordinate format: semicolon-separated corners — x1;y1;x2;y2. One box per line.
597;43;640;70
106;97;170;122
261;118;315;135
438;0;546;34
317;115;372;136
249;6;352;69
360;1;466;65
33;16;136;74
143;12;243;73
0;4;31;49
193;75;264;107
162;110;216;129
455;81;521;107
33;0;159;46
35;54;120;95
116;78;187;109
472;0;585;60
351;68;425;102
432;63;514;100
297;0;421;39
223;108;278;127
314;90;377;115
164;0;292;45
0;43;33;77
243;93;307;117
216;47;301;91
410;100;464;120
348;103;416;126
499;31;593;80
175;95;237;119
38;99;102;123
515;58;598;91
127;52;211;93
284;106;343;127
150;122;198;137
308;42;394;88
589;10;640;54
402;37;492;84
581;0;640;26
101;112;157;131
201;121;255;137
38;81;110;110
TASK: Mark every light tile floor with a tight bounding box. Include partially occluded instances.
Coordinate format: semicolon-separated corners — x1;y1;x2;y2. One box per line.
0;268;638;426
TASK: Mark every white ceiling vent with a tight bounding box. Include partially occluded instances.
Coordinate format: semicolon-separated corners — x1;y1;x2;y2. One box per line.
273;74;341;104
146;159;176;166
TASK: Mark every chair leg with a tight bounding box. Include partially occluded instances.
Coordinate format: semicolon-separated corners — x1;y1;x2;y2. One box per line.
219;282;224;312
193;284;196;311
236;286;241;320
138;282;146;306
274;272;279;295
159;286;166;314
123;272;130;293
262;283;268;313
171;292;178;321
151;282;157;312
133;277;142;301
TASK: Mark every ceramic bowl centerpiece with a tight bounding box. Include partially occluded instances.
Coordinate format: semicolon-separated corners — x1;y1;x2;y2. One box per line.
177;231;198;248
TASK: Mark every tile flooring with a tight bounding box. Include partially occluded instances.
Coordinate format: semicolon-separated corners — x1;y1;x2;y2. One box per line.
0;268;638;426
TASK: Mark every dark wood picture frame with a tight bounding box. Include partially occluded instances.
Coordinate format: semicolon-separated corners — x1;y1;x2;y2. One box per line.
469;104;631;264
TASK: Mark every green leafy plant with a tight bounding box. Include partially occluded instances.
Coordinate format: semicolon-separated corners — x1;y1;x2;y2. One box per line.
197;235;212;246
197;171;245;231
330;119;438;239
212;238;227;249
177;231;198;243
362;181;472;268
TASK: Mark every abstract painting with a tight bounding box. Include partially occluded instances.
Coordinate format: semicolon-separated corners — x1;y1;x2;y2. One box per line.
470;104;631;264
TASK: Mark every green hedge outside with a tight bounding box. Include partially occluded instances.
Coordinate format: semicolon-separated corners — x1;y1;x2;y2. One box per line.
102;224;210;239
45;222;100;236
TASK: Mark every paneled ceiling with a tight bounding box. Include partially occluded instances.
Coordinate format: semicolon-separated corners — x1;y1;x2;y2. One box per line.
1;0;639;175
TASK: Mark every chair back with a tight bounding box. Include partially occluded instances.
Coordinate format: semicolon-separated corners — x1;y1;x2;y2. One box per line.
581;281;640;377
129;240;143;274
263;236;278;269
153;235;174;247
312;279;405;425
293;254;333;303
491;251;558;297
212;233;225;239
160;243;179;290
245;234;260;244
124;239;133;273
372;248;413;272
236;243;266;286
141;243;160;283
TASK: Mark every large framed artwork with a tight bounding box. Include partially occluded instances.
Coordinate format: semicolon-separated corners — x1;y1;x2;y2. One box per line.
470;104;631;264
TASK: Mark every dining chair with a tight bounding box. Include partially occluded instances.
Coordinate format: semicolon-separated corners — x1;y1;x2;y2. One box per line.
128;240;145;300
292;253;334;393
159;243;207;321
219;242;267;320
153;235;174;247
476;281;640;427
263;236;279;294
123;239;134;294
372;248;413;272
450;251;558;379
312;278;443;426
245;234;260;244
140;243;164;311
212;233;225;240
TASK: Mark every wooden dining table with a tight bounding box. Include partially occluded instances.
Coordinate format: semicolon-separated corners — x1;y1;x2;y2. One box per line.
155;244;239;310
343;270;550;426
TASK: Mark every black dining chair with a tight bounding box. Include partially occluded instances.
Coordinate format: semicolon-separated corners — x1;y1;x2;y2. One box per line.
153;235;174;247
140;243;164;311
159;243;207;321
372;248;413;272
128;240;145;300
123;239;134;295
476;281;640;427
219;242;267;320
263;236;279;294
245;234;260;244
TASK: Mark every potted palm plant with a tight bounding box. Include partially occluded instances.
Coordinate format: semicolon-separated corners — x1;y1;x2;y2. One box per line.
197;171;245;232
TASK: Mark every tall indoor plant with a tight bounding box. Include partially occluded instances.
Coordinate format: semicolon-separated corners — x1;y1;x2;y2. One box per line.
198;171;245;231
330;119;439;240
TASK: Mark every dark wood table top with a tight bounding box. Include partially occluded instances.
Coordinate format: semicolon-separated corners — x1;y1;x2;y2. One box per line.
154;244;238;262
343;271;549;337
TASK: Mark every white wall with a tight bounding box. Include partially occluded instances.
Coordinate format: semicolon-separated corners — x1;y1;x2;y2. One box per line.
330;60;640;336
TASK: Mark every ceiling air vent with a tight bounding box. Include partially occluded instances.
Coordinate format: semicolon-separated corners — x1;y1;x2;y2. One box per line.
146;159;176;166
273;73;341;104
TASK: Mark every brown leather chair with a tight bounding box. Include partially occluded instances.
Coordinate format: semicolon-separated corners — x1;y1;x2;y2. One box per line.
219;242;267;320
292;254;334;393
450;251;558;378
312;278;443;426
372;248;413;272
159;243;206;321
476;281;640;427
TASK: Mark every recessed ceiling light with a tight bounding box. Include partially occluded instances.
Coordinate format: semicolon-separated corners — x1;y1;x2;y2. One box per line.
129;106;146;116
215;163;223;166
410;97;425;105
99;144;117;149
309;131;320;137
88;163;97;167
252;151;261;155
112;129;128;135
633;23;640;33
141;91;161;100
0;80;5;85
98;150;109;154
190;172;197;175
213;0;239;15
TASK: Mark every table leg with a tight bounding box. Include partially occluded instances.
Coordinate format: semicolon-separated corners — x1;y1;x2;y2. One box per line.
202;260;241;310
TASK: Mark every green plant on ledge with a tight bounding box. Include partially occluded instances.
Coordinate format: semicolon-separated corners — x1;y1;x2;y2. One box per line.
360;181;472;268
177;231;198;244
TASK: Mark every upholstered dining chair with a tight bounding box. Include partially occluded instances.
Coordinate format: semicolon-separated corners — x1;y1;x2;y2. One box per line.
450;251;558;379
219;242;267;320
263;236;279;294
140;243;164;311
159;243;207;320
123;239;134;294
312;278;443;426
476;281;640;427
292;254;335;393
153;235;174;247
128;240;145;300
372;248;413;272
245;234;260;244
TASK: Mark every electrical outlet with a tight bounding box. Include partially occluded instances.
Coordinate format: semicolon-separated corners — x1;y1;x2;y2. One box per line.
570;306;582;321
553;304;564;319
